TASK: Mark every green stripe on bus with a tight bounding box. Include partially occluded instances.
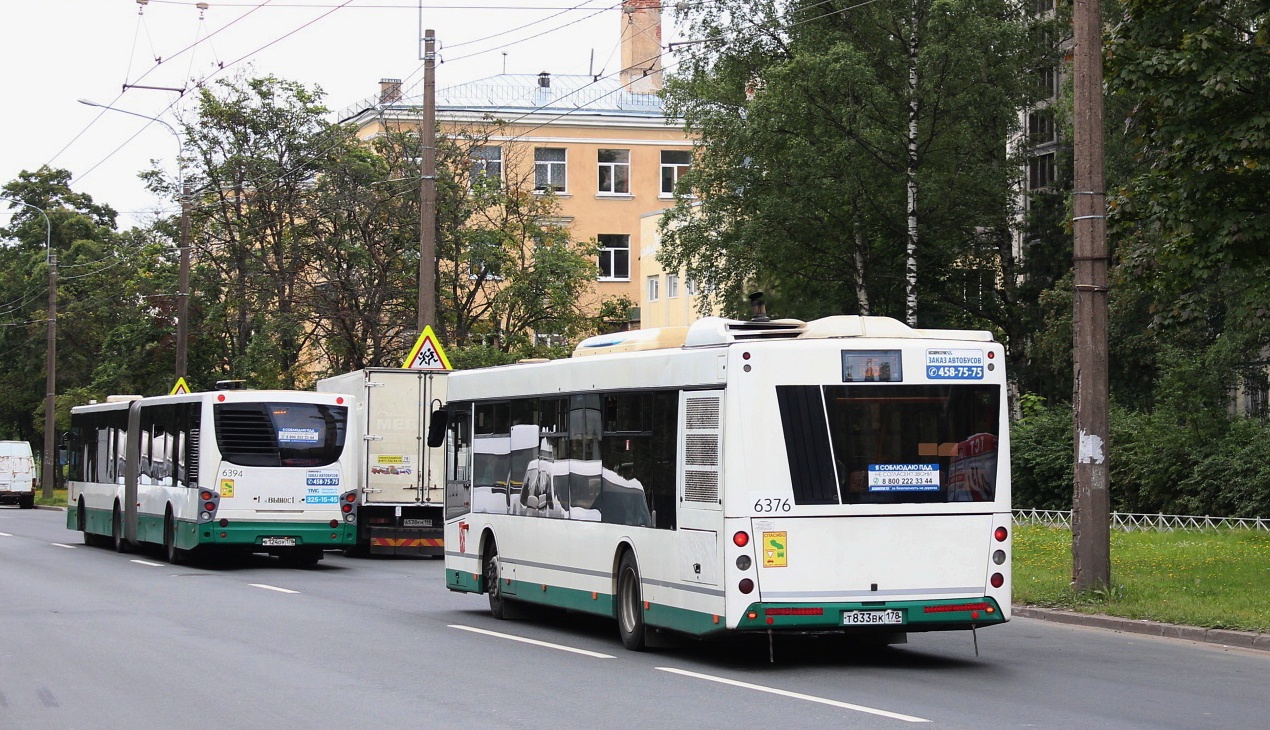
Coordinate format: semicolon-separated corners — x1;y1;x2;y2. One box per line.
196;520;357;547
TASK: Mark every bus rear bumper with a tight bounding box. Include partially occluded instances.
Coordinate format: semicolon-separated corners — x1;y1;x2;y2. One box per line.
196;520;357;548
734;597;1007;633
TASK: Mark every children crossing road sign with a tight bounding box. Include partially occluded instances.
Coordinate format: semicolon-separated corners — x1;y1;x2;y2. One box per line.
401;326;452;371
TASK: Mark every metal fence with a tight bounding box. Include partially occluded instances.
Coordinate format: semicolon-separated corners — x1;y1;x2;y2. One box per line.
1013;509;1269;532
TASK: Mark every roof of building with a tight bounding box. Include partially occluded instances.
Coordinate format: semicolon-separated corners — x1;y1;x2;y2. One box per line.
338;73;665;123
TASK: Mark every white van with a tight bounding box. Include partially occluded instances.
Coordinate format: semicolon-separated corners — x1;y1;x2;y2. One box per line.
0;440;36;509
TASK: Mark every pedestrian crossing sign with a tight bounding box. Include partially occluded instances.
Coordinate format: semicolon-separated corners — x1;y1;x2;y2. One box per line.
169;377;191;395
401;326;452;371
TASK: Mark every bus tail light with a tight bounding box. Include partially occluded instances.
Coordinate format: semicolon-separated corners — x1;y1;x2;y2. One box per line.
733;531;749;547
329;519;339;528
197;491;220;523
994;526;1008;542
340;489;358;523
990;573;1004;588
738;578;754;594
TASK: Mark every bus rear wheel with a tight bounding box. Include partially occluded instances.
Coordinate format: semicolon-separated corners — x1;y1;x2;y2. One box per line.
616;551;647;651
485;542;507;620
111;504;129;553
164;511;187;565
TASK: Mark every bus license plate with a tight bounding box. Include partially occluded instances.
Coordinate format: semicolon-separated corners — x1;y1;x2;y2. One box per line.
262;537;296;547
842;610;904;626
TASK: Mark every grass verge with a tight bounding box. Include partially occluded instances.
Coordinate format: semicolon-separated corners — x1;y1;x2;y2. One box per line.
1013;524;1270;633
33;488;67;508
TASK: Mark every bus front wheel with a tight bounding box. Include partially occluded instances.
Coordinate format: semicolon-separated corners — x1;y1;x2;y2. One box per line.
485;542;507;620
616;551;647;651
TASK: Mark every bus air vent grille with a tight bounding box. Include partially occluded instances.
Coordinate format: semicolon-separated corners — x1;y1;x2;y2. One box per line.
685;434;720;466
685;398;720;429
684;470;719;502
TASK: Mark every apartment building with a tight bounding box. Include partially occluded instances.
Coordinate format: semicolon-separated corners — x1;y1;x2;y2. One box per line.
338;0;691;330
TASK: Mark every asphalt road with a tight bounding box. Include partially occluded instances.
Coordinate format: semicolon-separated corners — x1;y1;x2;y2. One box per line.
2;507;1266;729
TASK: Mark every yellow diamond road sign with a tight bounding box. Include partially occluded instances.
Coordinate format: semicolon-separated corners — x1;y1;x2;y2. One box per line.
401;325;452;371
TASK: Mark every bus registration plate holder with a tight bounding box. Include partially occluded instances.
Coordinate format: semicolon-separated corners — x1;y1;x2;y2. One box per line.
842;610;904;626
262;537;296;547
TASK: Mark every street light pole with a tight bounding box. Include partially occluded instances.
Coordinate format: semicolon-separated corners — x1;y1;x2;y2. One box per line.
3;198;55;499
78;99;190;379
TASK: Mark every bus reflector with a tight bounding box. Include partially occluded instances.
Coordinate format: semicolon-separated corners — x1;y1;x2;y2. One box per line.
733;531;749;547
764;607;823;616
739;578;754;594
923;603;991;614
219;519;228;527
329;520;339;528
994;526;1008;542
990;573;1004;588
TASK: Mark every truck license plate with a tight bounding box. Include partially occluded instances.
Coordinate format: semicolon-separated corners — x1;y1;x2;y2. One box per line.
842;609;904;626
403;518;432;527
262;537;296;547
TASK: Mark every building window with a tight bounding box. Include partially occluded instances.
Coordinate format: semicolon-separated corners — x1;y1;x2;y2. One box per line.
685;279;697;296
666;274;679;299
471;145;502;183
535;148;566;192
660;150;691;195
1028;152;1056;190
1037;67;1057;100
598;149;630;195
647;275;660;302
598;234;630;281
1028;110;1056;146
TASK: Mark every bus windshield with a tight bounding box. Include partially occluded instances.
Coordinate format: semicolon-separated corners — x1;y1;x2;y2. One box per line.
214;402;348;467
778;384;1000;505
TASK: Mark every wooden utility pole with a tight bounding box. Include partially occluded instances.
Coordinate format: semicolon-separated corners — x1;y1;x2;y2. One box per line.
417;29;438;336
1071;0;1111;590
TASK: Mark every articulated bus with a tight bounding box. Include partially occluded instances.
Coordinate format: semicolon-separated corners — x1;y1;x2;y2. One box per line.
66;388;359;564
442;315;1011;650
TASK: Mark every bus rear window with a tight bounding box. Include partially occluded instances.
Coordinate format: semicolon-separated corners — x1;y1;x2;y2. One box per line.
214;402;348;467
777;384;1000;504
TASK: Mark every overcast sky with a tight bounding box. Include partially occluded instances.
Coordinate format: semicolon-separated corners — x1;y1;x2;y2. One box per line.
0;0;682;231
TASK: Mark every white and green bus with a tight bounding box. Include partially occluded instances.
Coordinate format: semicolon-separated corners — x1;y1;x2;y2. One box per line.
442;315;1011;649
66;387;358;564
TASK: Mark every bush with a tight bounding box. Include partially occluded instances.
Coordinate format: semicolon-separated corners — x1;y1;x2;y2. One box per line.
1010;398;1073;510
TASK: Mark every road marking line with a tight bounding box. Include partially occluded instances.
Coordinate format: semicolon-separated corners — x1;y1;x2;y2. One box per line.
656;667;930;723
0;532;12;537
249;583;299;594
449;625;615;659
130;559;164;567
51;543;77;549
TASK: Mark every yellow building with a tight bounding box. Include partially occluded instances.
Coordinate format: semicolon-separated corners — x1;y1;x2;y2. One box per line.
339;0;690;330
637;204;720;328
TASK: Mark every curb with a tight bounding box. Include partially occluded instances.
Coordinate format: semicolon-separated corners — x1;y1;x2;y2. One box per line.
35;504;65;511
1013;606;1270;653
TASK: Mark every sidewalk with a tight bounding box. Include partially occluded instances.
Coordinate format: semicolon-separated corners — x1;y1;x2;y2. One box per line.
1014;605;1270;653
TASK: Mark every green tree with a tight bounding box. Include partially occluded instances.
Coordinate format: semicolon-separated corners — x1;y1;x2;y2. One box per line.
661;0;1052;342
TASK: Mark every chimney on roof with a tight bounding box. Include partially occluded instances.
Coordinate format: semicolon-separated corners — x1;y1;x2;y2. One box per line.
620;0;663;94
379;78;402;104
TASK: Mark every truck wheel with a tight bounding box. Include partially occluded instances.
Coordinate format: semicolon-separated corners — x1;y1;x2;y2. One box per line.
616;551;647;651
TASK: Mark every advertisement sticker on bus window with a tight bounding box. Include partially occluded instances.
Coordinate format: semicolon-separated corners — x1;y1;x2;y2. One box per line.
304;483;339;504
278;427;321;443
219;479;235;498
867;464;940;492
925;349;985;380
762;531;788;568
306;469;341;488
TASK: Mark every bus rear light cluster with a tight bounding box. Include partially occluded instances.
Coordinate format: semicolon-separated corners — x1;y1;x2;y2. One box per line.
924;602;992;614
197;490;220;523
340;489;358;523
733;531;749;547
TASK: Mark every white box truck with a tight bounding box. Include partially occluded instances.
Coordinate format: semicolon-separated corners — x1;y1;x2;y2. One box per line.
317;368;448;556
0;440;37;509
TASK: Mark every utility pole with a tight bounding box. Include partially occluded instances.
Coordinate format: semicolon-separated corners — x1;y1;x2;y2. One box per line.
45;247;56;498
417;29;438;336
1071;0;1111;591
176;183;190;379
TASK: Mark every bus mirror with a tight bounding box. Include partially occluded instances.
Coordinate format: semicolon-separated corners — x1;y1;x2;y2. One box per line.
426;409;449;449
